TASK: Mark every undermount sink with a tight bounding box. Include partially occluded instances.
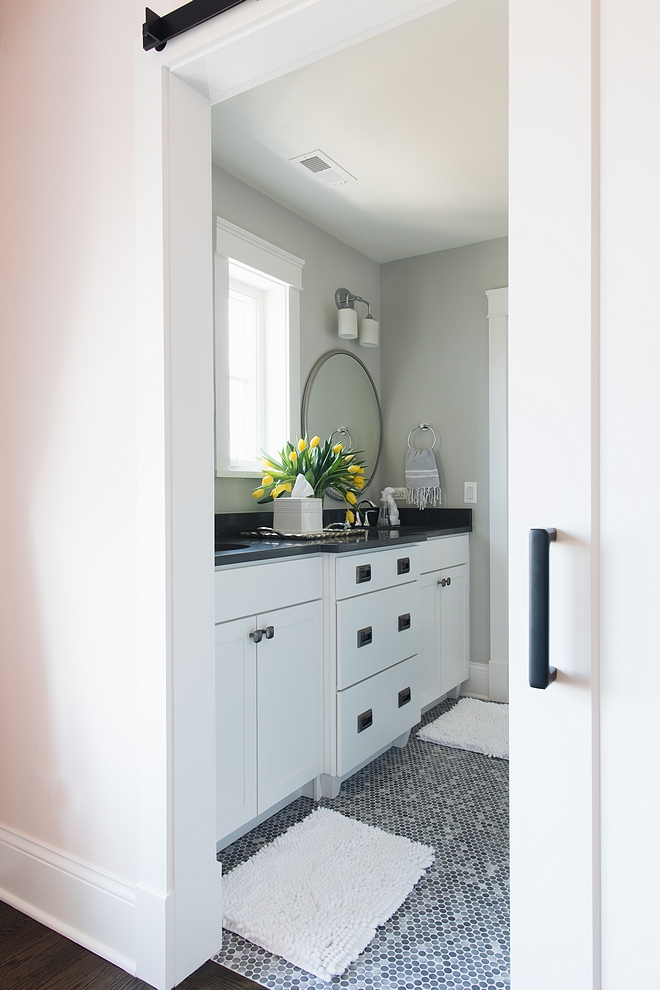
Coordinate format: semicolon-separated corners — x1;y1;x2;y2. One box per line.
215;542;250;552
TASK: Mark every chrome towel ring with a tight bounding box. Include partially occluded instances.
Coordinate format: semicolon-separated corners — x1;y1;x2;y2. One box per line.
331;426;354;451
407;423;437;449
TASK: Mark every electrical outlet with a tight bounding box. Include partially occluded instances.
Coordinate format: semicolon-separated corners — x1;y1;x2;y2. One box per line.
464;482;477;504
392;487;407;500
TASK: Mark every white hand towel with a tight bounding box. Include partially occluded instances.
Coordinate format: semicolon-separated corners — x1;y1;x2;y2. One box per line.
405;447;441;509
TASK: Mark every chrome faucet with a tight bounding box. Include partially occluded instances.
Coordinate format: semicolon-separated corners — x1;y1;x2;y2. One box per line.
356;499;378;527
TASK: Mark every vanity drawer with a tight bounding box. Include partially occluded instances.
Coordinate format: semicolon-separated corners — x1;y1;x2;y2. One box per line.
420;534;469;574
335;544;420;600
215;556;322;623
336;582;420;689
336;655;423;776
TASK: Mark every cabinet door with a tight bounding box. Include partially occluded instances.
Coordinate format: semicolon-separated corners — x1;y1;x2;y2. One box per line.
419;572;440;709
215;617;257;841
438;563;469;695
256;600;323;813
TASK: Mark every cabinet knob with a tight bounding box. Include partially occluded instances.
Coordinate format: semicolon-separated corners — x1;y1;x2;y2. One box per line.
264;625;275;640
446;576;451;586
250;629;263;643
438;577;451;588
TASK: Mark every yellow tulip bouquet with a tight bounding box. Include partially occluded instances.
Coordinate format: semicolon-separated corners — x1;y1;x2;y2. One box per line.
253;435;367;523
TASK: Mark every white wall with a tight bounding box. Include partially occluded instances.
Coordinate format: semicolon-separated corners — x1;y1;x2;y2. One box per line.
380;238;508;665
212;166;381;511
0;0;140;880
0;0;145;973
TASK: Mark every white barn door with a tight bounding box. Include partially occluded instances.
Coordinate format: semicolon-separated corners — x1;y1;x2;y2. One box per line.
510;1;660;988
509;2;599;986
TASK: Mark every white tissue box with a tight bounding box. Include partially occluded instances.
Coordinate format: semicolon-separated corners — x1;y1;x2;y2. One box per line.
273;497;323;534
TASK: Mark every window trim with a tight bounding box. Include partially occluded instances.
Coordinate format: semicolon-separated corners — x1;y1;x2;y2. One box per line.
214;217;304;478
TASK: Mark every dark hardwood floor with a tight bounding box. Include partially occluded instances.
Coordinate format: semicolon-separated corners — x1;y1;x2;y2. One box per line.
0;900;262;990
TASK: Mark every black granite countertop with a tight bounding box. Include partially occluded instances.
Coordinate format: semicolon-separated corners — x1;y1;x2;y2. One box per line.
214;507;472;566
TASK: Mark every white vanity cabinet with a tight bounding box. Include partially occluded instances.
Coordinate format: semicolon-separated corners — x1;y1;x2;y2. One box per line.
214;556;323;846
214;532;471;836
321;543;425;797
419;534;470;709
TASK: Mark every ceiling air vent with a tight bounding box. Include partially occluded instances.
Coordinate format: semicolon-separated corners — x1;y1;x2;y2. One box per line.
290;150;356;187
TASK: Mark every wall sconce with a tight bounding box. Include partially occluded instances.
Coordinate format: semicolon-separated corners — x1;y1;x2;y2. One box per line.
335;288;379;348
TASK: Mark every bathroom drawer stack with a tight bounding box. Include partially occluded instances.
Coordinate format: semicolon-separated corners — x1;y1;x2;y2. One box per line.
321;545;423;798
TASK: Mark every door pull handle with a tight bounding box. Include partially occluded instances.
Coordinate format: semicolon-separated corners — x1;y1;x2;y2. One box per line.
264;626;275;640
529;528;557;689
250;629;263;644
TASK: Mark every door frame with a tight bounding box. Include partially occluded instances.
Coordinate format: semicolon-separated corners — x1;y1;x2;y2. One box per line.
134;3;465;986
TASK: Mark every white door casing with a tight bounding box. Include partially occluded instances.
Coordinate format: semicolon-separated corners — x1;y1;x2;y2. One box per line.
486;287;508;704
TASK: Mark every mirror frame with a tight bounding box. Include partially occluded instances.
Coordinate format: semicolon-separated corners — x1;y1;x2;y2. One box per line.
301;349;383;499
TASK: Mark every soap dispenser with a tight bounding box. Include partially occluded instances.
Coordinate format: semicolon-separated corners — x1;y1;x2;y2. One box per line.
377;488;400;528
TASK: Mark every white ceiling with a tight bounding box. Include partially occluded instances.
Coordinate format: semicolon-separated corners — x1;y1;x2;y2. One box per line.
211;0;508;264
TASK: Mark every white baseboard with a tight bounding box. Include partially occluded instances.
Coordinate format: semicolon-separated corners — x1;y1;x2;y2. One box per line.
488;660;509;703
460;662;491;700
0;822;136;975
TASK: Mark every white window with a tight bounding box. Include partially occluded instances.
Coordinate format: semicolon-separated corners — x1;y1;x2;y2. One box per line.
214;218;304;477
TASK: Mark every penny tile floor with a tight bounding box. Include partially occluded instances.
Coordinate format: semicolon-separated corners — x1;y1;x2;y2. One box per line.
214;698;509;989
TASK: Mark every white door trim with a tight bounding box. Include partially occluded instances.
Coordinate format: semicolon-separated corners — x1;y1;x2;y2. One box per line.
486;287;508;703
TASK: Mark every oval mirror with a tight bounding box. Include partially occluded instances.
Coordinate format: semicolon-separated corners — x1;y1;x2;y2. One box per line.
301;350;382;499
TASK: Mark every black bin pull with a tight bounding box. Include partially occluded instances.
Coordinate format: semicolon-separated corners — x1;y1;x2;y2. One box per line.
398;613;411;632
529;528;557;689
397;557;411;575
357;708;373;733
357;626;373;648
398;686;412;707
356;563;372;584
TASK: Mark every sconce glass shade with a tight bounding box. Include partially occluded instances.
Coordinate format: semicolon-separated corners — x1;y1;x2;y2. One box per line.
338;306;358;339
359;315;379;347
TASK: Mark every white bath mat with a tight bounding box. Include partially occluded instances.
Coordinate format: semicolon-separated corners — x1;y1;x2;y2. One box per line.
418;698;509;759
222;807;434;981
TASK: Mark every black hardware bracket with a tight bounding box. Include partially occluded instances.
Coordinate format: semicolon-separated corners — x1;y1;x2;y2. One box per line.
143;0;249;51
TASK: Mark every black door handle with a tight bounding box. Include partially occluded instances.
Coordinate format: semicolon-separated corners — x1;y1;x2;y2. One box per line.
529;528;557;689
264;626;274;640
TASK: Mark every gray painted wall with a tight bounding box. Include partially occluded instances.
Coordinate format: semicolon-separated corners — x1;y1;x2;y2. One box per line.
212;165;381;511
380;237;508;665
